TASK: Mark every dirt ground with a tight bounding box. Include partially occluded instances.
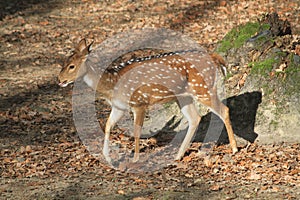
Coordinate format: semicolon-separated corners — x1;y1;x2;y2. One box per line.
1;0;300;199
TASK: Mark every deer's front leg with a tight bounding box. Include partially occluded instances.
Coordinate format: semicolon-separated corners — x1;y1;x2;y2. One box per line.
176;103;201;160
103;106;124;163
132;107;146;162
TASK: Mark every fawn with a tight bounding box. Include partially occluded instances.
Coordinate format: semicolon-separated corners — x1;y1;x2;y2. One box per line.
58;39;238;162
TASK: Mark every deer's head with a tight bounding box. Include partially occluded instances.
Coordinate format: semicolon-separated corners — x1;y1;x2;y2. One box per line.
58;39;93;87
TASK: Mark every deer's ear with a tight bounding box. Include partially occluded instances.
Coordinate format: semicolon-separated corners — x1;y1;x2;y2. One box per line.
76;38;87;52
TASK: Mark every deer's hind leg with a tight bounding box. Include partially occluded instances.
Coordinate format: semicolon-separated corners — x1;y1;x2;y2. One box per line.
212;99;238;154
198;89;238;154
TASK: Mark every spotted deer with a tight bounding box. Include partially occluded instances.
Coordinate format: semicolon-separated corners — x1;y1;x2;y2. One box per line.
58;39;238;162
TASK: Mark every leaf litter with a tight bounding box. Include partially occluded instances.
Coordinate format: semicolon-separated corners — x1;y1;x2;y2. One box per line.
0;0;300;199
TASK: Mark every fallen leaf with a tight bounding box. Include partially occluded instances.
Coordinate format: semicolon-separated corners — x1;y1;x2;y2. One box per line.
210;184;221;191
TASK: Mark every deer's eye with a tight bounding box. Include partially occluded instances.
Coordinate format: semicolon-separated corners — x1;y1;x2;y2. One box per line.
69;65;75;70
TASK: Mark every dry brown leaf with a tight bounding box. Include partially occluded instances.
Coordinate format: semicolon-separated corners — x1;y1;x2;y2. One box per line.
117;190;125;195
204;156;213;168
248;172;261;180
210;184;221;191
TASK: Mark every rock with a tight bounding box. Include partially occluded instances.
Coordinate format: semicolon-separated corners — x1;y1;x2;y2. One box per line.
261;12;292;36
216;12;300;144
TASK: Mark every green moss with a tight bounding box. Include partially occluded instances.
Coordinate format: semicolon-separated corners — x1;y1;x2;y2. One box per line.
282;56;300;97
249;58;277;75
260;23;271;32
216;22;270;53
287;54;300;72
225;72;233;80
270;119;279;126
286;65;300;75
262;82;274;96
250;53;299;107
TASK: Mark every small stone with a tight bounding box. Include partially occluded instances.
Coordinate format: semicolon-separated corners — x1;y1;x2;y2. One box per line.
25;145;32;153
20;146;26;154
117;190;125;195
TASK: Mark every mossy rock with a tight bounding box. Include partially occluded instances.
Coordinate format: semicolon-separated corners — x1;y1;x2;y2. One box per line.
216;22;270;54
239;61;299;143
215;13;300;144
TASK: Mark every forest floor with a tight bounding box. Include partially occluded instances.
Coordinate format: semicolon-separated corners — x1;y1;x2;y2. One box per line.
0;0;300;199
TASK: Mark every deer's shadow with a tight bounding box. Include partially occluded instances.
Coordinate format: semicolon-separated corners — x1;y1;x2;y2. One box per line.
153;91;262;146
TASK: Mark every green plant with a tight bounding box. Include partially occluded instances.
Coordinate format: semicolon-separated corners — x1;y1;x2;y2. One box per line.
249;57;277;75
216;22;270;53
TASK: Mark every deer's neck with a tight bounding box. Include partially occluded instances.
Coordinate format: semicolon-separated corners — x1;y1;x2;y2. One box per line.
83;66;119;101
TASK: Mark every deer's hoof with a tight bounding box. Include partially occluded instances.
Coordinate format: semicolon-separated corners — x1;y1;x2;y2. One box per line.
232;147;238;155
